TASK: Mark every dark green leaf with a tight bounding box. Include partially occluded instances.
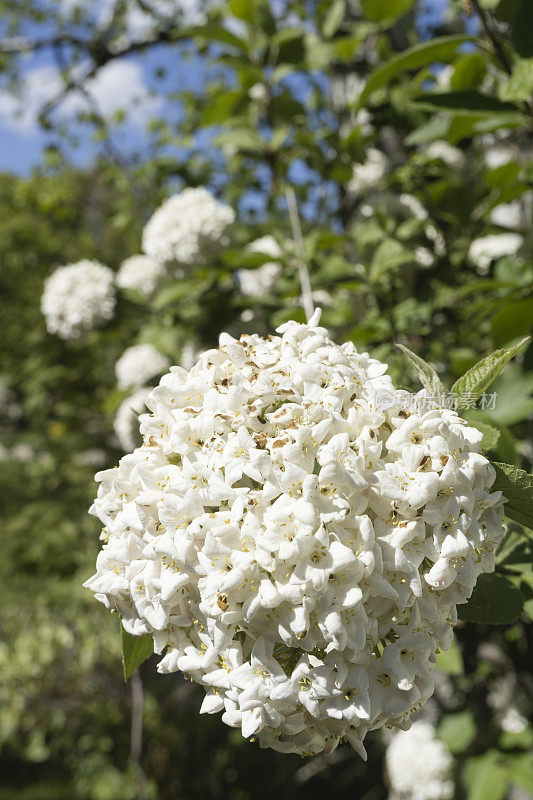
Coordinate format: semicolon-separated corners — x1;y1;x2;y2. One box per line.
413;90;523;114
359;35;474;104
121;625;153;681
491;298;533;346
458;573;524;624
511;0;533;57
451;52;487;90
492;462;533;530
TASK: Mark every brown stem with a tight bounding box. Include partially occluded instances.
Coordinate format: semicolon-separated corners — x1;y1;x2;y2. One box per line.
471;0;513;76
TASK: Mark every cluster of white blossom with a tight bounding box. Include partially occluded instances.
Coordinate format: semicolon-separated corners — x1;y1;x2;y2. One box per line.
115;344;170;390
468;234;523;272
348;149;388;196
385;720;454;800
116;255;168;299
239;236;282;297
142;187;235;267
113;387;150;451
85;312;505;757
41;260;116;340
425;141;465;169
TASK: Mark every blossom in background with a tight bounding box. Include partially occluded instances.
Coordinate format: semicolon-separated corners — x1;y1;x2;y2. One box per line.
239;235;282;296
85;312;504;757
113;387;150;451
385;720;454;800
142;187;235;267
468;233;523;272
348;148;388;195
41;260;116;340
116;255;168;298
115;344;170;390
490;201;522;230
400;194;428;221
415;246;436;268
425;140;465;169
180;341;201;371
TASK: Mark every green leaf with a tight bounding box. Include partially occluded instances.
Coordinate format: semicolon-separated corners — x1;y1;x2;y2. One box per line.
359;35;474;104
175;24;248;51
488;364;533;426
369;239;412;281
475;421;501;451
512;751;533;794
491;298;533;346
435;639;464;675
438;710;477;754
451;52;487;90
121;625;153;681
451;337;530;406
412;90;523;114
492;462;533;530
458;573;524;624
152;281;198;310
511;0;533;57
360;0;415;24
464;751;511;800
396;343;447;403
500;58;533;102
322;0;345;38
215;127;265;152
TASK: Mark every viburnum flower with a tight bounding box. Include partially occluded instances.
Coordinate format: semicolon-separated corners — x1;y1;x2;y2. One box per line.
116;255;168;298
113;387;150;451
239;235;282;297
41;260;115;340
85;312;505;758
385;720;454;800
115;344;170;390
142;187;235;267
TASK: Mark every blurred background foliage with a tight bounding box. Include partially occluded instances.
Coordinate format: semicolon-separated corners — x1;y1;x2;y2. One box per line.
0;0;532;798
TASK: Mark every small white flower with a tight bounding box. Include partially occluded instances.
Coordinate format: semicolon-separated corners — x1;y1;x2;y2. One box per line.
41;260;115;340
142;187;235;267
400;194;428;221
426;141;465;168
115;344;170;390
499;706;528;735
490;201;522;230
239;236;283;296
385;720;454;800
468;234;523;271
116;255;168;298
415;247;436;268
348;148;388;195
86;313;504;757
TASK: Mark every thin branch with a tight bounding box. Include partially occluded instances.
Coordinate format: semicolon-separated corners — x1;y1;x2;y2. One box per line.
471;0;513;76
285;185;315;322
130;671;148;800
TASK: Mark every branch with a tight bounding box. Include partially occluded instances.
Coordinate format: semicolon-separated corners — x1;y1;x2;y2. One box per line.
130;671;148;800
285;185;315;322
471;0;513;76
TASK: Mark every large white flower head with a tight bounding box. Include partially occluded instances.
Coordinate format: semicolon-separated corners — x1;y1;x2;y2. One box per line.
41;260;116;340
239;235;282;297
116;255;168;298
85;312;504;758
115;344;170;390
142;187;235;267
385;720;454;800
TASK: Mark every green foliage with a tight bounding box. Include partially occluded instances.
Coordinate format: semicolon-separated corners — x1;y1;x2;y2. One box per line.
458;573;524;624
121;627;153;682
0;0;532;797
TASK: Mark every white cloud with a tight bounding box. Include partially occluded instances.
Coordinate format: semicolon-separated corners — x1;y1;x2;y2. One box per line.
0;59;161;136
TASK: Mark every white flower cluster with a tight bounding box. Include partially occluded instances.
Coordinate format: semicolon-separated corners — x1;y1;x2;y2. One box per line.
239;236;282;297
114;387;150;452
348;148;388;196
85;313;504;757
385;720;454;800
41;260;116;340
116;344;170;390
116;255;168;299
468;234;523;272
142;187;235;267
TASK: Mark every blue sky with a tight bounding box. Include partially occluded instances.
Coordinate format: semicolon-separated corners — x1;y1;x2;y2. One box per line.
0;0;453;175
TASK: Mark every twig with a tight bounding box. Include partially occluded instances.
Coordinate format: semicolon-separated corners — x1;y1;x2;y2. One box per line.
285;185;315;322
130;671;148;800
471;0;513;76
